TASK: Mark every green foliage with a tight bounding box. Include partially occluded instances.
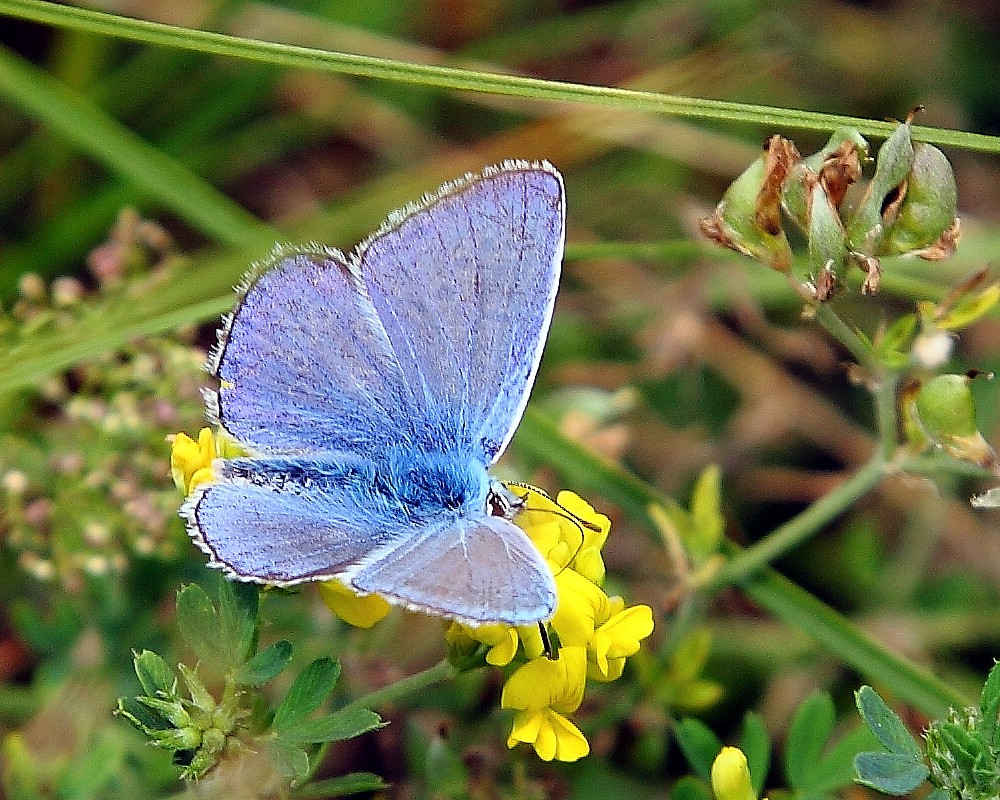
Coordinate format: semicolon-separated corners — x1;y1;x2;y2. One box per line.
116;579;381;787
679;693;873;800
856;664;1000;800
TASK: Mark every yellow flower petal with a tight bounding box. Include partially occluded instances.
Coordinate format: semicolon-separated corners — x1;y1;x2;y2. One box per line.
317;581;392;629
501;646;587;715
506;709;589;762
551;569;610;647
508;709;543;747
509;485;584;570
169;428;215;495
602;604;655;660
546;709;591;762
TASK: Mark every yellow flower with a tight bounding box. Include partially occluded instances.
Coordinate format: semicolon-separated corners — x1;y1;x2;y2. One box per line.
556;491;610;585
551;569;654;681
501;646;590;762
317;581;392;629
445;622;520;666
170;428;216;495
711;747;762;800
508;485;584;571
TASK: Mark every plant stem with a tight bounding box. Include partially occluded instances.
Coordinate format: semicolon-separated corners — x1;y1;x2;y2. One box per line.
2;0;1000;152
813;302;876;371
697;455;887;593
337;658;458;718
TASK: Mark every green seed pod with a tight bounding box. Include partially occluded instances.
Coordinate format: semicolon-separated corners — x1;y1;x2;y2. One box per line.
846;116;916;254
699;136;796;272
914;374;996;466
806;178;848;300
881;143;959;257
802;127;870;173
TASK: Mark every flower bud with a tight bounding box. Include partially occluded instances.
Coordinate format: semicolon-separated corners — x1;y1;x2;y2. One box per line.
711;747;758;800
805;177;848;300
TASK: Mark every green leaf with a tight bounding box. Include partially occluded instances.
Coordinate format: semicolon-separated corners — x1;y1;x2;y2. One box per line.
670;775;713;800
740;712;771;797
115;696;172;734
854;752;928;794
217;579;259;668
787;692;835;789
804;723;879;794
235;640;293;687
272;658;342;733
293;772;390;798
979;661;1000;741
925;789;951;800
175;584;222;668
279;708;382;744
675;718;722;781
689;465;724;560
855;686;921;757
268;738;311;785
133;649;175;696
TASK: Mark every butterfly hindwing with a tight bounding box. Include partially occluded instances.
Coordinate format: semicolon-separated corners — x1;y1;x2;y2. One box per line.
349;515;556;626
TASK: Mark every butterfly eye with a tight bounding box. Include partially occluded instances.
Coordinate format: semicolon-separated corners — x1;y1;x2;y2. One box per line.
487;483;525;518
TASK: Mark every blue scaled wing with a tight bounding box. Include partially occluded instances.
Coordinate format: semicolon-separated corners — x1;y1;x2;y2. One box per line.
358;161;564;463
185;458;556;625
207;246;416;456
190;161;565;623
348;515;556;625
208;160;564;461
184;457;398;583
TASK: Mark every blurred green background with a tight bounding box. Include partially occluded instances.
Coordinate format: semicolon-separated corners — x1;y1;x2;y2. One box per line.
2;1;1000;797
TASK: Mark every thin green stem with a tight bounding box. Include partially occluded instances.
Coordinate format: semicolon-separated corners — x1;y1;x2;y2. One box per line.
3;0;1000;153
813;302;877;371
698;456;887;593
874;372;902;459
337;658;457;718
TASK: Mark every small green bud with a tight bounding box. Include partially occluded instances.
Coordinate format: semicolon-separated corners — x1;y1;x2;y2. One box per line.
178;663;216;718
138;695;193;729
149;725;203;751
924;708;1000;800
914;374;996;467
881;143;960;258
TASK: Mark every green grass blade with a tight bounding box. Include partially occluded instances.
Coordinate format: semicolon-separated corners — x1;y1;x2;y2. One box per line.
2;0;1000;153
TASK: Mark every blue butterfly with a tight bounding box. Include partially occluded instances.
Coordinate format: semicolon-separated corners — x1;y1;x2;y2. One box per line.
183;161;565;626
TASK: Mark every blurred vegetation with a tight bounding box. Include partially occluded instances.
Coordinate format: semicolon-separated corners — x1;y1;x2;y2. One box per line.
2;0;1000;798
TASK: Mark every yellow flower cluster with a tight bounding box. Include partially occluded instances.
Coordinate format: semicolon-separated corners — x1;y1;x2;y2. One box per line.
447;487;654;762
170;429;654;762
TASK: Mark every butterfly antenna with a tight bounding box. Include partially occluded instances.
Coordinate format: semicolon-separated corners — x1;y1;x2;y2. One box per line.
505;481;602;532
